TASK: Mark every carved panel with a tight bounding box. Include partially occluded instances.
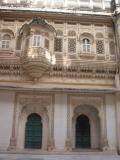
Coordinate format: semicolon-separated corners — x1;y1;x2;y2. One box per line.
71;96;103;112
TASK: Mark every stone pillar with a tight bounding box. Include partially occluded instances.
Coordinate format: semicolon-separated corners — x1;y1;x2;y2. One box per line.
102;0;105;9
54;94;67;151
97;103;108;151
65;95;72;151
48;95;55;151
8;94;17;150
104;94;117;152
90;0;93;9
115;93;120;154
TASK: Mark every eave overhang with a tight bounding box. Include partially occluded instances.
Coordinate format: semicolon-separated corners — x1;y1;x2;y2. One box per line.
0;7;113;24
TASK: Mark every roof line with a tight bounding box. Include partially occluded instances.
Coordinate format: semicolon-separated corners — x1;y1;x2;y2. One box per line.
0;6;112;16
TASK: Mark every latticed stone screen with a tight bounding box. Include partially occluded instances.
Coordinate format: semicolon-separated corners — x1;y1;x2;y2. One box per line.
96;40;104;54
68;38;76;53
54;37;63;52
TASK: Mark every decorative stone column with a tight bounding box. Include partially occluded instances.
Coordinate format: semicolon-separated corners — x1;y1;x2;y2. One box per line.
65;98;72;151
47;94;55;151
8;94;17;150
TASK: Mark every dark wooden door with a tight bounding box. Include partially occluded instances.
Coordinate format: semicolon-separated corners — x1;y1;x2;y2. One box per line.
75;115;90;148
24;113;42;149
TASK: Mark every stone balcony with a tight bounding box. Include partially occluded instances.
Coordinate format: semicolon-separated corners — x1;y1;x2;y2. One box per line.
0;48;13;56
21;47;52;79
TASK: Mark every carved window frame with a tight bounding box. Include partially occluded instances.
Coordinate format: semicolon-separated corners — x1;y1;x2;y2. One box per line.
1;34;11;49
68;30;76;54
82;38;91;54
96;33;105;55
32;34;43;48
79;33;94;55
54;30;63;53
108;33;116;55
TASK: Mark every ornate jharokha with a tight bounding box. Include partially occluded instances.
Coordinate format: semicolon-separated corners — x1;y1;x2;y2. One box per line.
20;17;56;79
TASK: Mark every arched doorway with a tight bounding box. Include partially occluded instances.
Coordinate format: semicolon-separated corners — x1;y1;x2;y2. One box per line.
75;114;90;148
24;113;42;149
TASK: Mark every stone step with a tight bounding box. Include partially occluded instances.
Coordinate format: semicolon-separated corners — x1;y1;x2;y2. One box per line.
0;153;120;160
0;150;118;155
0;149;117;155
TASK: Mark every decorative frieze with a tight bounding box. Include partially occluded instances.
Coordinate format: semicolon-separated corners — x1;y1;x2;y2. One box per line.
19;96;52;108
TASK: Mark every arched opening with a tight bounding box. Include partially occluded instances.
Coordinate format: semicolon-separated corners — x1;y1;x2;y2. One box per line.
82;38;91;53
75;114;91;148
24;113;42;149
2;34;11;49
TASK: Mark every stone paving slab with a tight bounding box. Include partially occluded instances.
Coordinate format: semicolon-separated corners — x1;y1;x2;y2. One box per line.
0;154;120;160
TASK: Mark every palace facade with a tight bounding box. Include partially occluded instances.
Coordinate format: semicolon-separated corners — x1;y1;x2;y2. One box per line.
0;0;120;155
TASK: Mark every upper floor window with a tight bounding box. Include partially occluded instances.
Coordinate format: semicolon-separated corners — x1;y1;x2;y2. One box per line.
109;41;115;55
96;33;104;54
82;38;91;53
54;38;63;52
108;33;115;55
2;34;11;49
32;35;41;47
68;30;76;53
45;38;49;50
96;40;104;54
54;30;63;52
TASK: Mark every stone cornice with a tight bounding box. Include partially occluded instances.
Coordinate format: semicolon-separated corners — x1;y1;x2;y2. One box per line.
0;8;113;24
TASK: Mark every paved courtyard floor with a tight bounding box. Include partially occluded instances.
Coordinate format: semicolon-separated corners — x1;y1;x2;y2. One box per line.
0;153;120;160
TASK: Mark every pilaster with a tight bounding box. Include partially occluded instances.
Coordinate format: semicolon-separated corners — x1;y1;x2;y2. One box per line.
115;93;120;154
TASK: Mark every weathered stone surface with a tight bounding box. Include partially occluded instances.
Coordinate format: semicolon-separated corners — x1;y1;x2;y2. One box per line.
0;154;120;160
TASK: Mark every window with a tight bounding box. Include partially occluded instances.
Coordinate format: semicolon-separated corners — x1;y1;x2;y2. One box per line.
108;33;115;55
45;38;49;49
96;40;104;54
32;35;41;47
68;38;76;53
2;34;11;49
82;39;91;53
54;37;63;52
54;30;63;52
68;30;76;53
109;41;115;55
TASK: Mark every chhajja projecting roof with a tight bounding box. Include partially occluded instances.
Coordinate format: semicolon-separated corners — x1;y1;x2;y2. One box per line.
1;0;111;11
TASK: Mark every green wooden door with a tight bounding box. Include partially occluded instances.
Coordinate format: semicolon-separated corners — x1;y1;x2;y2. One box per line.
24;113;42;149
75;115;90;148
